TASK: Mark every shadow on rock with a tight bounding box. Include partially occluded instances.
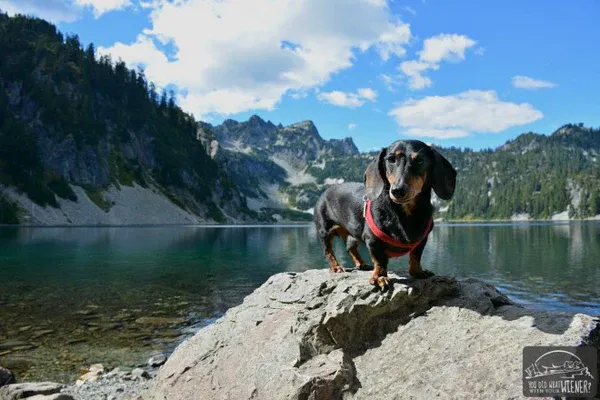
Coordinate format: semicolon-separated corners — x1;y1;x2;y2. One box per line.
144;269;599;400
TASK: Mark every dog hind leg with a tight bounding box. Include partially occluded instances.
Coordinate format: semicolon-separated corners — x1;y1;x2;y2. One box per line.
346;236;372;270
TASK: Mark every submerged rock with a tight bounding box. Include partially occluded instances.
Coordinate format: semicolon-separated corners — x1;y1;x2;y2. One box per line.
31;330;54;340
134;317;184;326
0;366;15;387
146;270;599;400
0;341;31;351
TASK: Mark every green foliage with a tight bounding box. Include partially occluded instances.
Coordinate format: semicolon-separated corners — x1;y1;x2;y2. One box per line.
83;187;112;212
0;194;19;224
0;12;240;219
46;171;77;201
108;153;135;187
440;125;600;220
298;124;600;220
308;155;371;184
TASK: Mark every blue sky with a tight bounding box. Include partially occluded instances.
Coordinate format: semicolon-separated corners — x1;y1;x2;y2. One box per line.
1;0;599;152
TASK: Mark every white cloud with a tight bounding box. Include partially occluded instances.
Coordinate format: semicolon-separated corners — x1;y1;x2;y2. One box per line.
400;33;476;91
0;0;130;20
399;60;436;90
98;0;410;119
348;123;357;130
375;21;411;61
0;0;79;23
418;33;476;64
389;90;543;139
357;87;378;101
512;75;557;89
74;0;131;17
317;88;378;108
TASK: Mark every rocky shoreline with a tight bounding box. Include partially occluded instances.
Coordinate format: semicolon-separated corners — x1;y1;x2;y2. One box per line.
0;354;166;400
3;270;599;400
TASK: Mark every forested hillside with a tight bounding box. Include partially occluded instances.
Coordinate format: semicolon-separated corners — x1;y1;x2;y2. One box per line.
0;13;252;224
309;124;600;220
1;12;598;224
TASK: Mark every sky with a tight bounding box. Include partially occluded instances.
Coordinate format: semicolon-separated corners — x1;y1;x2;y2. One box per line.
1;0;599;152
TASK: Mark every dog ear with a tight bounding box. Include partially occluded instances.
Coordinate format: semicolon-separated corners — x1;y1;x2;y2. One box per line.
430;146;457;200
364;148;387;200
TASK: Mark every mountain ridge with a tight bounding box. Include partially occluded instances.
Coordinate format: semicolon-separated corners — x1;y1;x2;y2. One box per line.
1;12;599;225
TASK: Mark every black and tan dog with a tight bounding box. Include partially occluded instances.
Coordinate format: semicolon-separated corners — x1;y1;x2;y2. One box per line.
313;139;456;289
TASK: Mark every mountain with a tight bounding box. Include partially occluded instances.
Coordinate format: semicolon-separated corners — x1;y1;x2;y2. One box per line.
444;123;600;220
201;116;600;221
1;13;599;225
198;115;359;218
0;13;256;225
265;123;600;221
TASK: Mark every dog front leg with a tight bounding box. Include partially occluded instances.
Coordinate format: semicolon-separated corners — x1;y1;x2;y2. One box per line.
408;234;435;279
367;244;390;290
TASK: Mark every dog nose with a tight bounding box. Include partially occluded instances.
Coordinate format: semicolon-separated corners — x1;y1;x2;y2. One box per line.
391;186;408;198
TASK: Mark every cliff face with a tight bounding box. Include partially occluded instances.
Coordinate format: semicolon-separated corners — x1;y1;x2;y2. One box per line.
207;116;359;165
147;269;599;400
198;116;359;218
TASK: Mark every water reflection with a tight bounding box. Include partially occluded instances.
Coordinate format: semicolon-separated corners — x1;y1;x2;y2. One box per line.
1;223;599;315
0;223;599;382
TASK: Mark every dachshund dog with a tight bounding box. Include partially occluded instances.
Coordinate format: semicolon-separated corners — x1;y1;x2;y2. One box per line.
313;139;456;289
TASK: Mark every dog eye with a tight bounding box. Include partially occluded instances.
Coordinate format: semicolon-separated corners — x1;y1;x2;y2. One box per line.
386;155;397;163
411;155;425;166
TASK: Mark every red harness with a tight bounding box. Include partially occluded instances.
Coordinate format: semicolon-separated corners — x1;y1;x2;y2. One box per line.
364;199;433;258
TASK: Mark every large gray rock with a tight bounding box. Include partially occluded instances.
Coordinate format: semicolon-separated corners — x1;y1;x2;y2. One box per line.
0;382;63;400
146;270;599;400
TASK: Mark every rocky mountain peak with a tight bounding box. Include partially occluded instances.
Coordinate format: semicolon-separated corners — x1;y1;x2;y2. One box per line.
288;120;317;130
248;114;277;129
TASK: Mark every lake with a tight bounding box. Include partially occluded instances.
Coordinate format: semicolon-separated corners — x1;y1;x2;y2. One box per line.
1;222;599;382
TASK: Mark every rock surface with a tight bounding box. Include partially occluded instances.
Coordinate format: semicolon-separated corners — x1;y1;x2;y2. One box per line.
62;365;154;400
0;382;64;400
146;270;599;400
26;394;74;400
147;355;167;368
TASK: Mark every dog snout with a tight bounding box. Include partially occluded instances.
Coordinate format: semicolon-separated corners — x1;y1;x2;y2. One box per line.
391;185;408;198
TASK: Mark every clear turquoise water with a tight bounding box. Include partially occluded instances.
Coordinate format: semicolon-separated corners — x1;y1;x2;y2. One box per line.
0;222;599;382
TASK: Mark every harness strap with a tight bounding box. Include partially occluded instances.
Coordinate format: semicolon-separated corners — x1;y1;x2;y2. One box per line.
364;199;433;258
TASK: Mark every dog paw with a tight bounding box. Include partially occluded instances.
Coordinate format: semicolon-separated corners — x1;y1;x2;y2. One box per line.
330;265;346;273
368;276;390;291
410;269;435;279
356;264;373;271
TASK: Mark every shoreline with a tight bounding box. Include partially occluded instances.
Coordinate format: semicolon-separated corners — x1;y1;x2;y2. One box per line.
1;218;600;228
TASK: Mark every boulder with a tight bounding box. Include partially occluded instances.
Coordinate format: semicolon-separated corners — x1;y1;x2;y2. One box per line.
0;382;63;400
148;354;168;368
0;367;15;387
131;368;150;380
146;270;599;400
75;363;105;385
25;394;74;400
